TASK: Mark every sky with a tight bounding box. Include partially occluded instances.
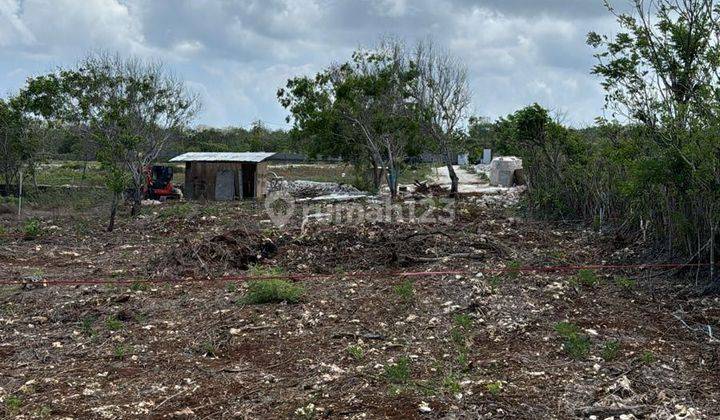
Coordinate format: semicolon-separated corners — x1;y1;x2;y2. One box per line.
0;0;623;129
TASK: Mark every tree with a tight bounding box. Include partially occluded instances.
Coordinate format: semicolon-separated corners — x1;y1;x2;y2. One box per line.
588;0;720;288
279;39;419;197
0;97;37;194
21;53;199;230
413;39;472;195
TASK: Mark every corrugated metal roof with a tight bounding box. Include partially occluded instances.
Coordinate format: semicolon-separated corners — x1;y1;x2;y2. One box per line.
169;152;277;163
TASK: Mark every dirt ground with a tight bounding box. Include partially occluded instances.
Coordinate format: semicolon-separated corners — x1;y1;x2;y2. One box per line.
0;197;718;419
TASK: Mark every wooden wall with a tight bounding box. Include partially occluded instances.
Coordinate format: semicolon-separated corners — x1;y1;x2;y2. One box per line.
183;161;269;200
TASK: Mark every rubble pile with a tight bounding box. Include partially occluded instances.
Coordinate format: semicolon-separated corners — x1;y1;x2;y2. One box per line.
269;180;363;198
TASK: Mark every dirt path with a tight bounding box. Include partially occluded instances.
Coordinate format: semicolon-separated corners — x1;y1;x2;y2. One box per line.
426;165;504;193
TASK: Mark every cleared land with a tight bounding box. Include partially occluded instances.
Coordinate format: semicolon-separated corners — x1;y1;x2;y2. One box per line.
0;167;718;418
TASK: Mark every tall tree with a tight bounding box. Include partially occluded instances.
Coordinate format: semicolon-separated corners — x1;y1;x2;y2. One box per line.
279;39;419;197
413;39;472;195
0;97;36;194
21;53;199;230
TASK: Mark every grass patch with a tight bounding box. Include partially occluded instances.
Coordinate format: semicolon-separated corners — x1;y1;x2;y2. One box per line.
347;345;364;361
614;276;636;289
640;350;655;364
485;381;503;396
5;395;22;413
570;269;599;287
453;313;473;329
385;356;411;384
244;279;303;304
105;315;123;331
554;322;590;359
505;260;521;278
601;340;620;361
394;279;414;302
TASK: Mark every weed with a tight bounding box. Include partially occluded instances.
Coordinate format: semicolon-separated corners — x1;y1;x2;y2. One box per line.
384;356;411;384
113;344;132;360
0;225;5;235
571;269;599;287
505;260;521;278
454;313;473;329
488;276;503;292
394;279;414;302
450;327;466;346
226;282;237;293
201;341;217;357
347;345;364;361
614;276;636;289
35;406;52;418
602;340;620;361
442;374;461;393
554;322;590;359
5;395;22;413
456;351;470;371
244;279;303;304
80;316;97;337
105;315;123;331
485;381;503;396
640;350;655;364
23;218;41;239
159;203;193;219
130;281;147;292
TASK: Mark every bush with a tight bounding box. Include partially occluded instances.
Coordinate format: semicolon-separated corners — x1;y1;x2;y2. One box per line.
244;279;304;304
23;218;41;239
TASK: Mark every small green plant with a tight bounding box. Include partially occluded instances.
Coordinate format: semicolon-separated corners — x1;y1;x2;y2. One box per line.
201;341;217;357
80;316;97;337
5;395;22;413
450;327;466;346
488;276;503;292
454;314;473;329
384;356;411;384
113;344;132;360
23;218;41;239
159;202;193;219
505;260;521;278
244;279;303;304
394;279;414;302
347;345;364;361
456;351;470;371
485;381;503;396
614;276;636;289
226;282;237;293
130;281;147;292
602;340;620;361
554;322;590;359
571;269;599;287
640;350;655;364
105;315;123;331
442;374;461;393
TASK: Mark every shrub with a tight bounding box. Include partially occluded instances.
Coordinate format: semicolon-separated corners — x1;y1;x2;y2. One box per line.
384;356;411;384
23;218;41;239
244;279;304;304
614;276;636;289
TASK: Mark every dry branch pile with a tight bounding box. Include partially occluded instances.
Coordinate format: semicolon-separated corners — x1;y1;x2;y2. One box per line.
154;227;277;277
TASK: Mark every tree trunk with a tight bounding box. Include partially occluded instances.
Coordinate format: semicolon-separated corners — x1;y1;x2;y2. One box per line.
131;187;142;216
447;163;459;196
386;161;398;199
107;192;120;232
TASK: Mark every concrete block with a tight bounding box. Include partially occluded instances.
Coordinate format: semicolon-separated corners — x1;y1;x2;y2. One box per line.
490;157;523;187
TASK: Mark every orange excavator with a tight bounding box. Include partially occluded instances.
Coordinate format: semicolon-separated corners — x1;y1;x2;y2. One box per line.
144;165;183;200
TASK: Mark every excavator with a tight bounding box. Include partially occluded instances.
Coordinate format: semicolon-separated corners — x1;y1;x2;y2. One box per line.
143;165;183;200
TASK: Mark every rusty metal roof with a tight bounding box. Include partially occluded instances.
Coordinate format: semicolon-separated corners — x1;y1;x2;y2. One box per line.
169;152;276;163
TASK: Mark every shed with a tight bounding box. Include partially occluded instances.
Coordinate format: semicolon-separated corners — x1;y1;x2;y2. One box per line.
169;152;276;200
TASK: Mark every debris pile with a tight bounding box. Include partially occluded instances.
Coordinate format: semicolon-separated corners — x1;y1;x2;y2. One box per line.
269;180;363;198
155;227;277;277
